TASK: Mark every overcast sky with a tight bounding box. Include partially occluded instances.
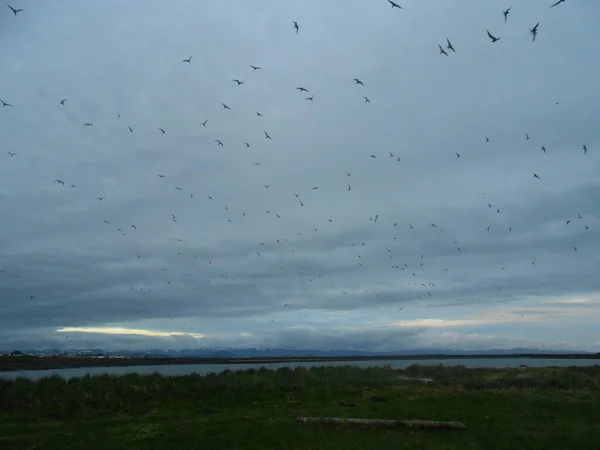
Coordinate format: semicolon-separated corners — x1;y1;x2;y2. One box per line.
1;0;599;353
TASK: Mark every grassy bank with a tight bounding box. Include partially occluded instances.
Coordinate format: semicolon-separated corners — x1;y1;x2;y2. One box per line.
1;364;599;449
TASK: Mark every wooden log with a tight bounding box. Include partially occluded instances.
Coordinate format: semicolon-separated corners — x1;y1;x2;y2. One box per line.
296;416;466;430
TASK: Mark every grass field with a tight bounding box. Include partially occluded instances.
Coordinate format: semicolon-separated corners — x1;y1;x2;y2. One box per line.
1;364;599;449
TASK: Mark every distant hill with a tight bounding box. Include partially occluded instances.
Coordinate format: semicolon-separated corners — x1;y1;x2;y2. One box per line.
2;347;592;358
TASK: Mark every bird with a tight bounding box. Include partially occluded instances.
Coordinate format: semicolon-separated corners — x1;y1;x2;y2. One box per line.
485;137;490;142
201;119;208;127
582;145;587;154
446;38;456;52
296;87;309;93
221;103;231;110
182;56;192;63
566;220;571;226
83;122;93;127
54;180;65;185
533;173;540;179
293;21;299;33
7;152;16;157
438;44;449;56
1;99;14;107
363;96;370;103
7;4;22;16
157;174;167;178
551;0;565;7
264;131;272;139
541;146;546;153
131;225;137;231
249;65;262;71
159;128;166;134
348;184;351;191
215;140;223;147
305;95;314;101
388;0;402;8
245;142;250;148
353;78;364;86
60;99;67;105
456;152;460;158
487;30;501;43
232;79;244;86
525;133;530;140
128;126;134;132
503;7;511;23
256;112;263;116
95;197;106;201
530;23;540;42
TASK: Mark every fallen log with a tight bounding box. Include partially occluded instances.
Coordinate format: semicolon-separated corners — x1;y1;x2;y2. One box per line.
296;416;466;430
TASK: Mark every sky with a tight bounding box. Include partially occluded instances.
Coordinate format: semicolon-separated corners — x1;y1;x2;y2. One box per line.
1;0;599;353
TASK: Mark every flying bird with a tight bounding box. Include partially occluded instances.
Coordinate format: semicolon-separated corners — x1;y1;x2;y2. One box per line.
249;65;262;71
264;131;271;139
487;30;501;42
530;22;540;42
201;119;208;127
533;173;540;179
388;0;402;8
182;56;192;63
525;133;530;140
438;44;448;56
157;174;167;178
503;7;511;23
232;79;244;85
7;4;22;16
221;102;231;110
485;137;490;142
455;152;460;158
7;152;16;157
245;142;250;147
446;38;456;52
128;126;134;132
60;99;67;105
296;87;309;93
363;96;370;103
95;197;105;201
1;99;14;107
215;140;223;147
582;145;587;153
551;0;565;7
131;225;137;231
353;78;364;86
293;21;299;33
54;180;65;185
305;95;314;101
348;184;351;191
83;122;93;127
159;128;166;134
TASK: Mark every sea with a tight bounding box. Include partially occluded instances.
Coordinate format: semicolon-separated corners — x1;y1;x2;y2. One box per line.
0;357;597;380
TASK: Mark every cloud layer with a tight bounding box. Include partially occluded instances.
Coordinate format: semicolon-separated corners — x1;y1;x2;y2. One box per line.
1;0;599;352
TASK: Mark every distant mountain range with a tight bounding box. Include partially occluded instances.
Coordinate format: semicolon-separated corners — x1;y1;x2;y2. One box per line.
4;347;593;358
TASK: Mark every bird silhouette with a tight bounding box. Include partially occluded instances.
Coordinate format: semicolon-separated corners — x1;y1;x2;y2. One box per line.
353;78;364;86
1;99;14;107
249;65;262;71
530;22;540;42
232;79;244;85
388;0;402;8
305;95;314;101
296;87;309;93
264;131;272;139
363;96;371;103
487;30;501;43
182;56;192;63
293;21;299;33
221;103;231;110
7;4;22;16
446;38;456;52
438;44;449;56
503;7;511;23
551;0;565;7
159;128;166;134
60;99;67;105
201;119;208;127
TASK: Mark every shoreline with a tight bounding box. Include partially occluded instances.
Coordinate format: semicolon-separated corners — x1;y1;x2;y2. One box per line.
1;353;598;372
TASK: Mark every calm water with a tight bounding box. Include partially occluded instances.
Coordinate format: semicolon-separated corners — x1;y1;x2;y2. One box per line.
1;358;597;380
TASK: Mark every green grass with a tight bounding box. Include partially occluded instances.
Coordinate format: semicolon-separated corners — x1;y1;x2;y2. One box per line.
1;364;599;449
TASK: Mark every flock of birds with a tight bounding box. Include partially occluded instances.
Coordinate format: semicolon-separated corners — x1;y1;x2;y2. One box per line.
0;0;596;338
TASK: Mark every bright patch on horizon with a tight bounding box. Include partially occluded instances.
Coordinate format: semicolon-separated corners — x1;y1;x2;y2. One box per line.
56;327;206;339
